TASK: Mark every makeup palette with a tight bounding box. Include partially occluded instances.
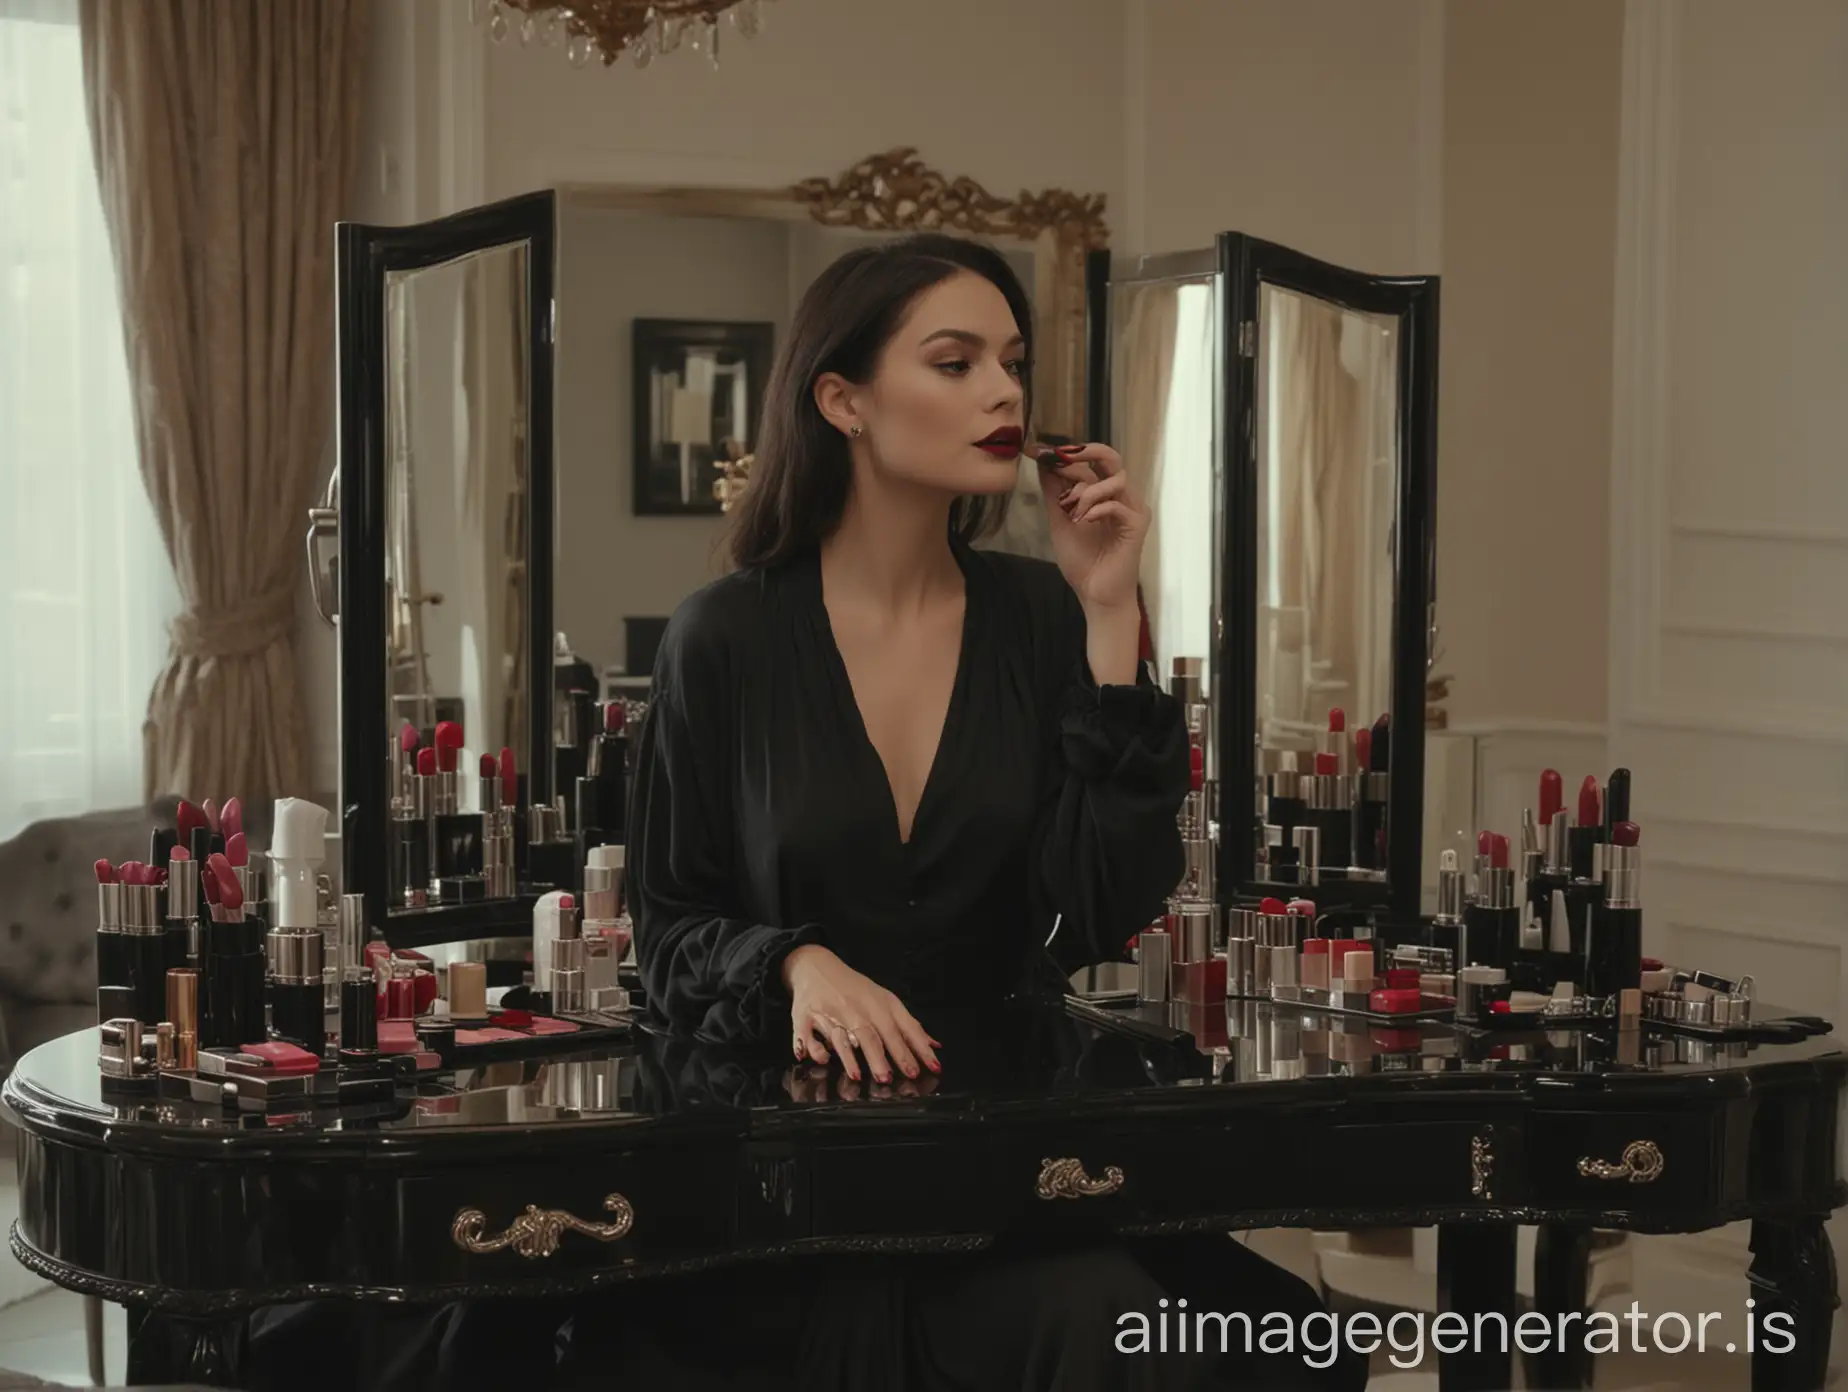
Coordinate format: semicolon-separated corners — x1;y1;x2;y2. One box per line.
385;1006;632;1070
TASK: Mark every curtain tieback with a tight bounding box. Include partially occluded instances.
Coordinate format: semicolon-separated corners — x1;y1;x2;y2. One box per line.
170;587;296;660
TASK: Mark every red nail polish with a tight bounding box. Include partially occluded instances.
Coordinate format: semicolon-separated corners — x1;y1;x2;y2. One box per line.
1057;443;1082;454
926;1059;940;1073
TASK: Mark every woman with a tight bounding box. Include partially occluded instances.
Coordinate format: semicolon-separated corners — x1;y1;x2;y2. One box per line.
595;234;1367;1391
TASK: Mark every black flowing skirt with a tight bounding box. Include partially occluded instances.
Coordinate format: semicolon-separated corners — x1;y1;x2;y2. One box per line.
244;1233;1368;1391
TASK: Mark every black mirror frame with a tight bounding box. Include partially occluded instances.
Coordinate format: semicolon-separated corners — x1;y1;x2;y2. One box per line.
334;189;557;948
1218;232;1439;922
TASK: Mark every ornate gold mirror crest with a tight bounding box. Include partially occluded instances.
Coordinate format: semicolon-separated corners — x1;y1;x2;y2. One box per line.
703;147;1109;510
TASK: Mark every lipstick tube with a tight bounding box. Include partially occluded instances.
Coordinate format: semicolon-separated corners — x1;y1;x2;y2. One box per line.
125;878;168;1028
1137;927;1172;1003
166;968;198;1072
397;774;430;909
1586;844;1642;999
1265;764;1306;849
1169;903;1224;1005
1429;851;1467;966
95;876;129;1025
203;912;265;1052
1303;775;1351;872
165;852;197;973
1463;867;1518;971
1178;835;1214;902
1291;824;1320;887
1351;772;1389;870
552;936;587;1013
270;926;325;1050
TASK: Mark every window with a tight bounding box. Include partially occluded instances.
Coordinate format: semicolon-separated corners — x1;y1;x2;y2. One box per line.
0;0;179;840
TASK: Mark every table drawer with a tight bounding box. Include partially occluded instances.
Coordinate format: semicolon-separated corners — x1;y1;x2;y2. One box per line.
399;1141;736;1284
1525;1108;1719;1211
993;1117;1314;1231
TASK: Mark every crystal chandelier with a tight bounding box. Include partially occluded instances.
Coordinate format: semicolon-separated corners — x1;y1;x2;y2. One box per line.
473;0;773;70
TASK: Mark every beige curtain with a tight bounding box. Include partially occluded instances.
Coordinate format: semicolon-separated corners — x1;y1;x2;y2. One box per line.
79;0;370;802
1271;290;1369;725
1116;284;1182;659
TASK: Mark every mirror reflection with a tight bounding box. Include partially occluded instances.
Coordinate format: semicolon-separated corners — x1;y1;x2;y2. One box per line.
552;201;1042;712
383;242;531;905
1254;282;1400;883
1109;272;1220;769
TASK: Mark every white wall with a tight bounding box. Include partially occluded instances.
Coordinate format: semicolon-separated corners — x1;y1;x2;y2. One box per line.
1609;0;1848;1017
1127;0;1442;269
484;0;1126;210
1437;0;1622;734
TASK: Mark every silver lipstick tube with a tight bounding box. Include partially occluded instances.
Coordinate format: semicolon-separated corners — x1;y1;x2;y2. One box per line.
1436;862;1466;924
1266;769;1302;802
1292;825;1320;884
271;928;325;987
1180;837;1214;902
1603;843;1641;909
167;856;198;920
1479;866;1516;910
1545;810;1571;875
552;936;586;1012
338;893;367;977
478;775;500;816
1173;903;1214;963
1267;944;1300;1001
1305;774;1353;813
1170;657;1203;712
1226;937;1256;997
1137;928;1171;1003
98;881;123;933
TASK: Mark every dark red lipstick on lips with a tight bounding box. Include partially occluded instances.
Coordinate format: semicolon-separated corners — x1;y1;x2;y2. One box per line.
976;427;1023;458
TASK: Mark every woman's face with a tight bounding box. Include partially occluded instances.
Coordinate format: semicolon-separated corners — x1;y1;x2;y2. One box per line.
850;270;1027;497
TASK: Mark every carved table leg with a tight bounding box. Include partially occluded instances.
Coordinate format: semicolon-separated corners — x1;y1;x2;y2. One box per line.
1749;1215;1837;1392
1528;1223;1594;1389
125;1305;247;1388
1438;1223;1517;1392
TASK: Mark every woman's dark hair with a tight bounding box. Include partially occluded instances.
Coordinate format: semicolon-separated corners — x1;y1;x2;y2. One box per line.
725;232;1033;570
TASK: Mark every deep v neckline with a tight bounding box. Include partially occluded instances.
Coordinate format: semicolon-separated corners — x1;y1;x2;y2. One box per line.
811;547;977;849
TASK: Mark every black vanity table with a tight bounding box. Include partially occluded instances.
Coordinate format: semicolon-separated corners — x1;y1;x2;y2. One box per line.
5;996;1842;1391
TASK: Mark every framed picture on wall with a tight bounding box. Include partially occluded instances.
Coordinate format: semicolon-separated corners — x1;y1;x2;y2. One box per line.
632;318;774;516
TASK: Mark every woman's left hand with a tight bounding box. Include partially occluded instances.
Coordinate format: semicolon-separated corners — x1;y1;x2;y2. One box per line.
1035;442;1149;613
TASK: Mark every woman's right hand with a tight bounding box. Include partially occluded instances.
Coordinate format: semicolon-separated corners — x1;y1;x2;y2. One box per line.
784;945;939;1082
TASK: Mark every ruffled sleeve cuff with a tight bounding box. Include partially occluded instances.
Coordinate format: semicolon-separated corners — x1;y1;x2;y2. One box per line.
746;921;830;1037
1057;662;1187;783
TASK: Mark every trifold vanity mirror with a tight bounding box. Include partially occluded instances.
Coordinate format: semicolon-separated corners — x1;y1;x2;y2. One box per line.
324;154;1107;950
1097;235;1438;921
331;191;558;947
322;159;1436;950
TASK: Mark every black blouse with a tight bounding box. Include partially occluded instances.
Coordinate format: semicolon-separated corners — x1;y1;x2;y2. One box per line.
626;540;1190;1047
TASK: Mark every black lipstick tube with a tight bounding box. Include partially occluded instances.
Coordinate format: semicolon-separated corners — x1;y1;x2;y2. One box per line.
165;853;197;973
202;913;266;1050
125;883;167;1028
1586;845;1642;999
95;879;129;1024
1351;772;1388;870
269;927;325;1050
1303;776;1352;872
1529;811;1572;954
1462;868;1519;971
1265;769;1306;848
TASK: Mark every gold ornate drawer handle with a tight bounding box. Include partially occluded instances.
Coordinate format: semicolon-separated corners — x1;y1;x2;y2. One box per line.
1036;1156;1124;1200
451;1193;634;1259
1578;1140;1665;1184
